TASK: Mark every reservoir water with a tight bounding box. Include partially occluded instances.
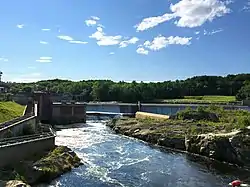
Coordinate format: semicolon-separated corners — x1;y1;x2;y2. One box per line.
42;121;248;187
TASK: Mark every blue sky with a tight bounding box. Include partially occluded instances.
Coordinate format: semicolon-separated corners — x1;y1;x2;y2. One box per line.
0;0;250;82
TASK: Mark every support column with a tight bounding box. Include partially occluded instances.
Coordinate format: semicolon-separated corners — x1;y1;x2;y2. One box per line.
137;101;141;112
71;106;74;117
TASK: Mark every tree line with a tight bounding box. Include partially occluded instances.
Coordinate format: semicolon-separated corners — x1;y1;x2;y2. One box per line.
4;73;250;102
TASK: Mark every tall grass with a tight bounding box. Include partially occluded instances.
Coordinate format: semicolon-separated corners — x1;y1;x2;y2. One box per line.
184;95;236;102
0;102;25;123
157;95;238;104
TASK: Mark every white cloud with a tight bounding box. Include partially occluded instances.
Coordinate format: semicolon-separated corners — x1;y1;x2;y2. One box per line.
0;57;8;62
144;35;192;51
119;37;139;48
69;40;88;44
97;24;105;28
40;41;49;45
36;59;51;63
89;22;137;47
109;52;115;55
36;57;52;63
57;35;73;41
204;28;223;35
91;16;100;20
85;16;100;26
85;19;97;26
97;37;122;46
170;0;230;28
57;36;87;44
135;13;174;32
42;28;50;31
195;31;200;35
136;47;149;55
135;0;231;31
242;0;250;11
89;27;122;46
17;24;24;29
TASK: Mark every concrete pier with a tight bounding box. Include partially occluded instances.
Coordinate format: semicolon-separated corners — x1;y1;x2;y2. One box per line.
51;102;86;125
33;92;87;125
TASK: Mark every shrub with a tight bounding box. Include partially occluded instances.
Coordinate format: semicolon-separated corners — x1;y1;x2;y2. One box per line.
237;116;250;129
176;107;219;122
197;106;206;113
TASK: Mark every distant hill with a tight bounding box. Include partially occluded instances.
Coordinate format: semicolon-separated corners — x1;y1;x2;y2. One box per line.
4;73;250;102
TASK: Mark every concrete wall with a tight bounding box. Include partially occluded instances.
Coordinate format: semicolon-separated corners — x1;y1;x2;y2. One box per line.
12;94;32;105
136;112;170;120
51;103;86;125
0;136;55;167
141;105;188;115
86;103;139;113
23;102;34;116
86;104;120;113
0;116;37;138
86;103;250;115
140;104;250;115
243;100;250;106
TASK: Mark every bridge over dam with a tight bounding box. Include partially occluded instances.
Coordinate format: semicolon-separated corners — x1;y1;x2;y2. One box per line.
32;91;250;125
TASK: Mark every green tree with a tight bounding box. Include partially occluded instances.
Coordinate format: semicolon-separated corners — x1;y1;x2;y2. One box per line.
236;81;250;100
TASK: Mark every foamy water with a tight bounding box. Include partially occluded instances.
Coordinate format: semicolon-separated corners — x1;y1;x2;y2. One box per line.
38;121;247;187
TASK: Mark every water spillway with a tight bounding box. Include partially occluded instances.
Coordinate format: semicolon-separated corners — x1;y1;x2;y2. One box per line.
40;121;248;187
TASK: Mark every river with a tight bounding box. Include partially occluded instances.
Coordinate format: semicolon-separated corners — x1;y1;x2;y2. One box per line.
41;121;248;187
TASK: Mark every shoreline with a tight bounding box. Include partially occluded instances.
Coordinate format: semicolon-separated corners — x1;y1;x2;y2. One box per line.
106;116;250;170
0;145;83;186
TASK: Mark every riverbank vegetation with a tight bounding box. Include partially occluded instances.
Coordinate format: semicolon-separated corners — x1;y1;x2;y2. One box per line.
4;73;250;102
0;146;82;185
236;81;250;100
108;107;250;167
110;105;250;137
0;102;25;123
153;95;237;104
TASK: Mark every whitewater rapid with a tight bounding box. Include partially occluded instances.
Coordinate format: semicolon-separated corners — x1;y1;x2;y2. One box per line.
39;121;244;187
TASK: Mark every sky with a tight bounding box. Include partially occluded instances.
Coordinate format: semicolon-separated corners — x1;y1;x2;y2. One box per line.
0;0;250;83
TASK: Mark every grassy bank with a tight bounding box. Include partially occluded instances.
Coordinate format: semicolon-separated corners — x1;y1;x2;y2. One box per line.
0;102;25;123
153;95;238;104
110;105;250;138
108;106;250;168
0;146;82;185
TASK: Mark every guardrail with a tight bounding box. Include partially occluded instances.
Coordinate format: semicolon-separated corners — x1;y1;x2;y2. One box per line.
0;129;56;167
0;114;33;130
0;132;53;147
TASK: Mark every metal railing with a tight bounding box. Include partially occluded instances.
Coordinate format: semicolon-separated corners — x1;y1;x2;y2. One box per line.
0;132;53;147
0;114;33;130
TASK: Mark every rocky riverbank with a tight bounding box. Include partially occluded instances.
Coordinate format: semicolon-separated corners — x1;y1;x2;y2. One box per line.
107;107;250;168
0;146;83;186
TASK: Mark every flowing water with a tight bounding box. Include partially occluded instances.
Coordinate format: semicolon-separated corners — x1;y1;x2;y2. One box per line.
41;121;249;187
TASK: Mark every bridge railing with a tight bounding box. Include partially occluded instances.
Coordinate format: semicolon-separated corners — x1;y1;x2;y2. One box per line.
0;130;56;167
0;132;53;147
0;114;33;130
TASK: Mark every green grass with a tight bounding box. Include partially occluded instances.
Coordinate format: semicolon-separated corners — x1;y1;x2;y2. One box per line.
0;102;25;123
112;105;250;137
155;95;237;104
184;95;236;102
174;105;250;133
